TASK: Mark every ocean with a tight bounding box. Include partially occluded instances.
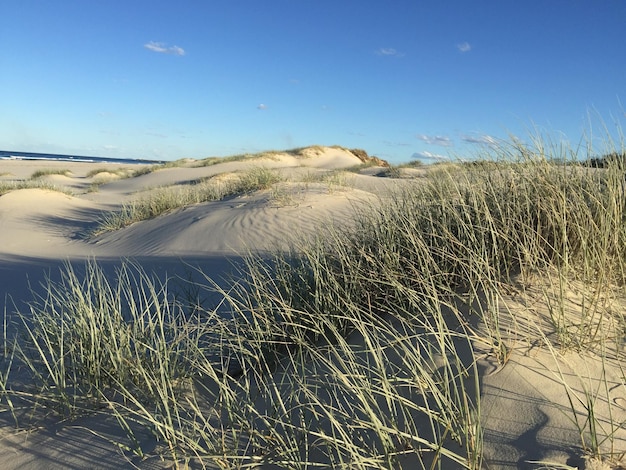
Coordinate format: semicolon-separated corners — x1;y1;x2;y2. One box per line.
0;150;165;165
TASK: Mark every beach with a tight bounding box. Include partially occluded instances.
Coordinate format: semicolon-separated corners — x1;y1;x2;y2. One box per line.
0;146;625;469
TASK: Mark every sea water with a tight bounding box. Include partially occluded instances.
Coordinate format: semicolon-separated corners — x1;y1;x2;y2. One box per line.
0;150;165;165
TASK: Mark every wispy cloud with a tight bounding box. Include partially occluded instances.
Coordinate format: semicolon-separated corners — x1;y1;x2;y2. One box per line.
456;42;472;53
416;134;453;147
461;134;499;146
411;150;449;161
383;140;411;147
376;47;404;57
144;41;186;56
257;104;268;110
145;131;168;138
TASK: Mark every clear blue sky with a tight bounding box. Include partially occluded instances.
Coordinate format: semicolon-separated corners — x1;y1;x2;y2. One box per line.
1;1;625;163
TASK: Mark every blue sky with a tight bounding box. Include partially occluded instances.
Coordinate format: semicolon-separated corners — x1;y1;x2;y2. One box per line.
1;1;625;163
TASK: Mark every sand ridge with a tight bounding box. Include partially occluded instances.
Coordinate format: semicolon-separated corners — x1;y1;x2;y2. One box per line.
1;147;624;469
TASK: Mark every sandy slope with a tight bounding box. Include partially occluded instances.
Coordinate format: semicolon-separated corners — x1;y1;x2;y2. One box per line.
0;148;398;469
0;147;624;469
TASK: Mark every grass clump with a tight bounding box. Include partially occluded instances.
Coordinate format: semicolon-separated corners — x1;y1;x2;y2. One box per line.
85;168;134;192
194;152;276;167
125;160;189;177
0;180;73;196
2;261;212;463
91;167;282;235
30;168;72;179
236;165;283;191
129;165;162;177
14;262;198;415
85;167;132;178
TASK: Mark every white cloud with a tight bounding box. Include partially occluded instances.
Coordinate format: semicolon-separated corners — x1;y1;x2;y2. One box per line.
169;45;185;56
462;134;499;146
144;41;186;56
376;47;404;57
257;104;268;110
456;42;472;53
416;134;453;147
411;150;449;161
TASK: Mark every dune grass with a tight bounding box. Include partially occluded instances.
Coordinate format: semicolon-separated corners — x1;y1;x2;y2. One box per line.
1;136;626;468
30;168;72;179
125;159;193;176
85;167;134;178
193;146;383;168
0;180;74;196
194;151;282;168
191;145;327;167
90;166;283;235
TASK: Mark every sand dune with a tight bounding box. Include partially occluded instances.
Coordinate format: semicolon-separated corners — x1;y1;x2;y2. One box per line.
0;148;400;469
1;147;624;469
0;189;99;256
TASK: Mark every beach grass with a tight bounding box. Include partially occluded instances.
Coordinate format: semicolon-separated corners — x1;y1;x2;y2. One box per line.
85;167;134;179
192;146;328;167
30;168;72;179
2;136;626;468
89;166;283;235
194;151;281;167
0;180;74;196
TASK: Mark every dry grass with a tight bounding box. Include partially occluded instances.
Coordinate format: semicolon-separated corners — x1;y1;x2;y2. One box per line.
90;166;283;235
30;168;72;179
0;180;74;196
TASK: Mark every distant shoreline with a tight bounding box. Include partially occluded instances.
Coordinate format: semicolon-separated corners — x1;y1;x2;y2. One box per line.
0;150;165;165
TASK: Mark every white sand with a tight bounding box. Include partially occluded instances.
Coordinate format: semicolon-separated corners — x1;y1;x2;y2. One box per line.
0;147;624;469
